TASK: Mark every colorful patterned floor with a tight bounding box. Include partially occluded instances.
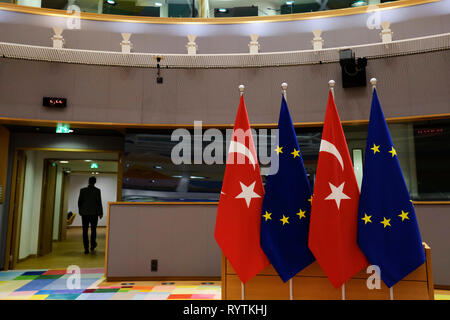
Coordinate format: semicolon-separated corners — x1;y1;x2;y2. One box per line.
1;269;449;300
0;268;221;300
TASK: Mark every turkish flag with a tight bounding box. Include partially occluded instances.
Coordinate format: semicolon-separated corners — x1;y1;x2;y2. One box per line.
308;91;368;288
214;95;269;284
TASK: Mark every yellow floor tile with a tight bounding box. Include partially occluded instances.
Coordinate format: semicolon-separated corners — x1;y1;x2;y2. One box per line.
0;280;30;292
29;295;49;300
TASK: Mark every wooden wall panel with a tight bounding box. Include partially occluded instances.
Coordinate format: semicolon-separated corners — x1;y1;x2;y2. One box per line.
227;275;291;300
392;281;429;300
292;277;341;300
0;125;10;203
345;279;391;300
297;262;328;277
402;263;428;281
223;245;434;300
226;260;279;276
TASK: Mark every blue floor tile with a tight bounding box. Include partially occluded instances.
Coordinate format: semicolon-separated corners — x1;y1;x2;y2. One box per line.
76;293;116;300
42;278;98;290
16;279;58;291
46;294;81;300
0;272;25;280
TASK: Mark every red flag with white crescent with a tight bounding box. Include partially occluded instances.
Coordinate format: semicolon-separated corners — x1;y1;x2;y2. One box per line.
214;95;269;284
308;90;368;288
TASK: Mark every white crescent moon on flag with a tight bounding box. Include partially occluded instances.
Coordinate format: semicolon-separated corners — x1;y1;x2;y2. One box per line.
228;140;256;169
319;139;344;170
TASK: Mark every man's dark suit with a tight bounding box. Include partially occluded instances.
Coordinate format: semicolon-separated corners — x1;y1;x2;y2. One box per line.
78;184;103;252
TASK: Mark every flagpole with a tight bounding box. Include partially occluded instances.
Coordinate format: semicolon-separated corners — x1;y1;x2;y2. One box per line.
238;83;246;301
328;79;336;98
328;79;347;300
281;82;294;301
239;84;245;97
370;78;377;92
281;82;288;100
372;77;393;301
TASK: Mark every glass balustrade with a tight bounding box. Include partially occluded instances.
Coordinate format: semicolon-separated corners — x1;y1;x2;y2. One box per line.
6;0;400;19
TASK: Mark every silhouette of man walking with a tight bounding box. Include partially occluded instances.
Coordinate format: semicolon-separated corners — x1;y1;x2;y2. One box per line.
78;176;103;254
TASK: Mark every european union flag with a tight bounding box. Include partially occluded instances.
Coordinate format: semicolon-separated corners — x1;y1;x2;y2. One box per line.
260;96;315;282
357;89;425;288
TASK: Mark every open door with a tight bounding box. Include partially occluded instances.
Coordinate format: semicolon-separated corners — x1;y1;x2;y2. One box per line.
58;171;70;241
38;160;57;256
8;151;27;269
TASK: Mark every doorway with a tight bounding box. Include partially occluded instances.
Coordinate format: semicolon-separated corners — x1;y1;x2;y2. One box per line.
7;150;121;270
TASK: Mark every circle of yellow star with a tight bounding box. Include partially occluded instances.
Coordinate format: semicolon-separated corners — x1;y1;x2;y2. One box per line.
291;149;300;158
308;195;313;203
371;144;380;154
262;211;272;221
263;211;272;221
398;210;410;222
297;209;306;220
388;147;397;157
380;217;391;228
361;213;372;224
280;215;289;226
275;146;283;154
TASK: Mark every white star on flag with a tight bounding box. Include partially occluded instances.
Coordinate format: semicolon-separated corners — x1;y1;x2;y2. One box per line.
235;181;261;208
325;182;350;209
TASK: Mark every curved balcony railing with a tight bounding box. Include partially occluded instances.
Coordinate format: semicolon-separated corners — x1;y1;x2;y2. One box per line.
0;0;439;23
0;33;448;68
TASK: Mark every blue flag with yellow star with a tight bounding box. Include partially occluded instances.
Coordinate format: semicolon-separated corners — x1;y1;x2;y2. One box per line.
260;96;315;283
357;89;425;288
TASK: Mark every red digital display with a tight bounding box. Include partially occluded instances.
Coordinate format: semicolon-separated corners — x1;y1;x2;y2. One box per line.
43;97;67;108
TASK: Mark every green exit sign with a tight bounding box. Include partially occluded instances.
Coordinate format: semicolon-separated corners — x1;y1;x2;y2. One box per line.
56;123;71;134
90;163;99;169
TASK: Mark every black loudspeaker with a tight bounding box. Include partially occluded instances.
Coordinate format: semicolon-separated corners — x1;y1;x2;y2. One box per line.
339;49;367;88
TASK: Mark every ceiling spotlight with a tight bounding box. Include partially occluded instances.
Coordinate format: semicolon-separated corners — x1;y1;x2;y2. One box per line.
60;161;69;164
105;0;116;5
154;165;163;169
351;0;367;7
218;8;228;13
155;2;162;6
286;1;294;5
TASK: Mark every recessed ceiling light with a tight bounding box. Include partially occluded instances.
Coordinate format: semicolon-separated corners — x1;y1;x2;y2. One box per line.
155;2;162;7
218;8;228;13
59;161;69;164
351;0;367;7
286;1;294;5
106;0;116;5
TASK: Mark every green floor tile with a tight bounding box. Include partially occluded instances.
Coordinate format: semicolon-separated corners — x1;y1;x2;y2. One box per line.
94;288;120;293
13;275;39;280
